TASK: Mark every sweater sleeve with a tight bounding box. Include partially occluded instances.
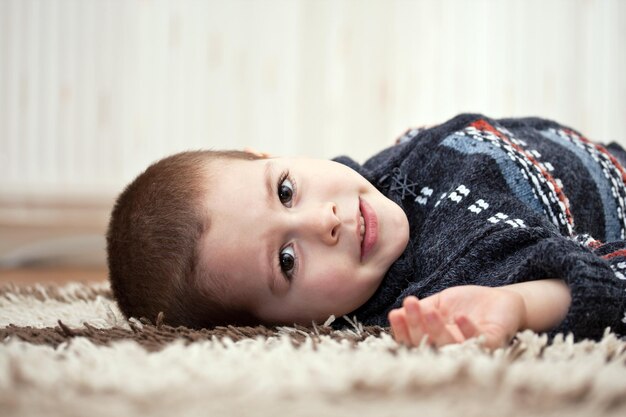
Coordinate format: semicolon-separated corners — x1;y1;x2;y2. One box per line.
552;236;626;339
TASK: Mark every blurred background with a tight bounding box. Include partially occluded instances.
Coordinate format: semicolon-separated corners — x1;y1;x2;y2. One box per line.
0;0;625;283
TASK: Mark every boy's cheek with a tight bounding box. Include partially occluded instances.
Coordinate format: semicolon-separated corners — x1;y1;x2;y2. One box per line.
313;270;356;297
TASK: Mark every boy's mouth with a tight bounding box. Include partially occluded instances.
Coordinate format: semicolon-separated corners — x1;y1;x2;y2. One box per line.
359;197;378;262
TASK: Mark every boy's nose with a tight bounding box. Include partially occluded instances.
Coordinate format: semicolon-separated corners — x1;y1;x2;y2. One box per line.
300;202;341;245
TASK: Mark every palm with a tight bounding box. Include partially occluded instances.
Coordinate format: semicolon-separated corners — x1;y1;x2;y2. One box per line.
436;286;522;342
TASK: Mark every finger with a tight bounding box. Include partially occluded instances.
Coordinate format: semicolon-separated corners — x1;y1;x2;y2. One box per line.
388;310;411;346
422;310;459;347
414;292;448;318
454;315;480;339
388;310;408;344
403;297;428;346
403;295;419;304
243;147;272;158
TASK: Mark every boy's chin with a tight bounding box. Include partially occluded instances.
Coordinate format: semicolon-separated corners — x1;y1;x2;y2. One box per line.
389;207;410;256
388;199;409;232
383;195;408;223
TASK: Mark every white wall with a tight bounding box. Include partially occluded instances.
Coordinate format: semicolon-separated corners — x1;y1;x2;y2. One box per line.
1;0;625;199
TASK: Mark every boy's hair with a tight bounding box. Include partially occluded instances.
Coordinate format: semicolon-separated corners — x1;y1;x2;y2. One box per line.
106;150;262;329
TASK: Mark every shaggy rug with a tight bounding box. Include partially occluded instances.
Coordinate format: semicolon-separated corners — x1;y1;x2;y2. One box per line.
1;281;625;417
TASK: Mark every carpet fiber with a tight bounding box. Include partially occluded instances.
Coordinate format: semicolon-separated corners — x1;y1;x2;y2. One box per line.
1;281;625;417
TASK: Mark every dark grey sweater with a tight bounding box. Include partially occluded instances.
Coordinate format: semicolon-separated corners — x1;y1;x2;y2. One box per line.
332;113;626;341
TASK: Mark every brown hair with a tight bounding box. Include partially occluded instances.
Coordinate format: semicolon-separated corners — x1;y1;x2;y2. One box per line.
106;150;262;329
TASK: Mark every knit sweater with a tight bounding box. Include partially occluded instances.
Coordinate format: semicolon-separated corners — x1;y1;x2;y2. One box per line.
331;113;626;341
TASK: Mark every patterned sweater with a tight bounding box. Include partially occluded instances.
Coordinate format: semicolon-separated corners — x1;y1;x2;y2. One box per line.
331;113;626;341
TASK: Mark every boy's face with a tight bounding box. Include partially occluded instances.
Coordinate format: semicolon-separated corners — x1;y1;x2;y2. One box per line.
198;156;409;325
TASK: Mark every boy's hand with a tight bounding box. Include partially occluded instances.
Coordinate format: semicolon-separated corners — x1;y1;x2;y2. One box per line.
388;285;526;350
243;147;273;158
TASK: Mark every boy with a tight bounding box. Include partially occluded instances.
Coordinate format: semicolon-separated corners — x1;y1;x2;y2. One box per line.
107;114;626;349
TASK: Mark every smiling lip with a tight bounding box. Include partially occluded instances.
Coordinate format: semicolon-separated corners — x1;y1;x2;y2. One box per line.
359;197;378;262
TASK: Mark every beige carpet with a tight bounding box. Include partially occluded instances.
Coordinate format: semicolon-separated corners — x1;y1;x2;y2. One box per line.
1;282;625;417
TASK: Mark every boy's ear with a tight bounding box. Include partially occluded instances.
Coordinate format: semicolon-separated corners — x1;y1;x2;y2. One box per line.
243;147;273;158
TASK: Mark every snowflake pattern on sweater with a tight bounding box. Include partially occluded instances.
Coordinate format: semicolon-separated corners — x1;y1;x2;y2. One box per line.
332;113;626;341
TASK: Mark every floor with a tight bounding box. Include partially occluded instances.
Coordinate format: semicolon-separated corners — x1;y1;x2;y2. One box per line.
0;267;108;286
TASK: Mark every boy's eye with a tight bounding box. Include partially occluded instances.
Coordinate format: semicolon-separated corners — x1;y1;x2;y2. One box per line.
278;176;294;206
279;245;296;278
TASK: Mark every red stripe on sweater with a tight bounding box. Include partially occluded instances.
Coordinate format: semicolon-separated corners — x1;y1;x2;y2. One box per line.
567;129;626;185
602;249;626;260
471;119;574;228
